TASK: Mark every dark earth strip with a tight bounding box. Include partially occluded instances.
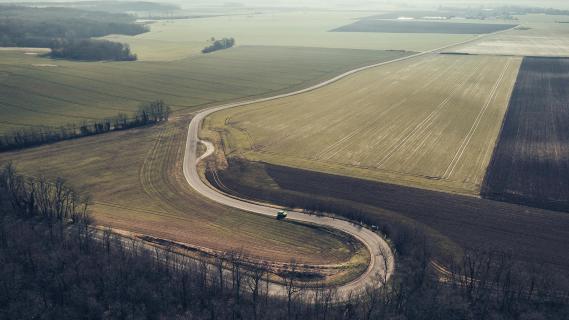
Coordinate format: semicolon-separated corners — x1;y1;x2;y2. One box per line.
482;57;569;212
332;20;517;34
210;159;569;278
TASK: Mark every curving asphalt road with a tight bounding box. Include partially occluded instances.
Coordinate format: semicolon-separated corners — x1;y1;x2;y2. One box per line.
184;117;394;298
182;28;518;298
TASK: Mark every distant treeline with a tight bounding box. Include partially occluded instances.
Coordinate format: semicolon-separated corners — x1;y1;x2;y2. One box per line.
0;100;170;152
31;1;183;13
0;6;148;61
202;37;235;54
498;5;569;16
50;39;137;61
146;14;220;20
438;5;569;19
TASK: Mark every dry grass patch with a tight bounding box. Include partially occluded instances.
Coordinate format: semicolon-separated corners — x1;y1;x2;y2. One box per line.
0;120;367;267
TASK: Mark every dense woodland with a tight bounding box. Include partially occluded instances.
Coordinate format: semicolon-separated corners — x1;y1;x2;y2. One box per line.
50;39;137;61
0;100;170;152
0;6;147;60
203;38;236;54
38;1;181;13
0;164;567;319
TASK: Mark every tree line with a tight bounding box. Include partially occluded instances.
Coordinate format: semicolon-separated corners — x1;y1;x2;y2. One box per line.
0;163;567;319
202;37;236;54
0;164;341;319
0;163;89;225
49;39;137;61
0;100;170;152
67;1;181;14
0;6;147;61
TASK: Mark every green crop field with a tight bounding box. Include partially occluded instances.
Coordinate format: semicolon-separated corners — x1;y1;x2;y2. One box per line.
106;11;475;61
3;5;559;282
0;46;408;134
0;119;368;269
205;53;522;195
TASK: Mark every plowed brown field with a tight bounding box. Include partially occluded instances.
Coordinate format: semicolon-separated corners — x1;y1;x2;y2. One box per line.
483;57;569;212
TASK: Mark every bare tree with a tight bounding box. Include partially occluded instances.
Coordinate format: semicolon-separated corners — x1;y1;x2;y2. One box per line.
247;261;268;320
215;253;226;294
282;259;302;320
228;250;245;319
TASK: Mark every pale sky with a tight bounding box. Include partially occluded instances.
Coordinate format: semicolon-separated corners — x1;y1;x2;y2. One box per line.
180;0;569;10
1;0;569;9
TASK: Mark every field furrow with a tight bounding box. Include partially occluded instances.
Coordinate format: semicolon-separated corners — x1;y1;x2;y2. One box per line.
0;46;407;133
207;54;522;194
482;57;569;212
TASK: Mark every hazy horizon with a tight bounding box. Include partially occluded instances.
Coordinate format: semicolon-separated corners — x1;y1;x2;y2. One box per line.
1;0;569;10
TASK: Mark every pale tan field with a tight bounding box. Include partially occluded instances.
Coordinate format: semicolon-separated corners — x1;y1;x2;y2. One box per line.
452;15;569;57
205;54;522;195
453;30;569;57
106;11;474;61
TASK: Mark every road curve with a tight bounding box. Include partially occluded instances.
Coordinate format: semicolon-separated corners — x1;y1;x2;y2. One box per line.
182;28;517;298
185;117;393;298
